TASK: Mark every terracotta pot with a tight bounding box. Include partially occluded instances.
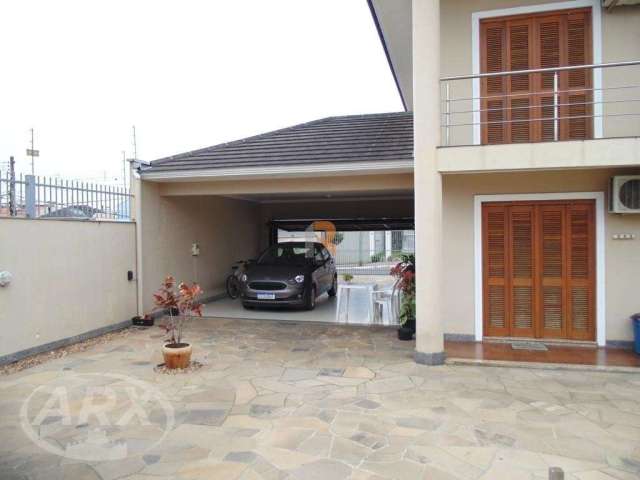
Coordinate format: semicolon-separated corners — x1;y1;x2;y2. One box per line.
162;343;192;369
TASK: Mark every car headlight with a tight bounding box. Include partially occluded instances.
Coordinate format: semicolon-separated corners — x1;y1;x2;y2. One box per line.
294;274;305;284
241;274;248;282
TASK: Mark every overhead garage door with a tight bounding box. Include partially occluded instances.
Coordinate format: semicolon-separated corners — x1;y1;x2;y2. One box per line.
482;200;595;341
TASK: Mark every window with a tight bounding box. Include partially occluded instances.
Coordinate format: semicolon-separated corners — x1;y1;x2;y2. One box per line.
257;244;314;265
480;8;592;144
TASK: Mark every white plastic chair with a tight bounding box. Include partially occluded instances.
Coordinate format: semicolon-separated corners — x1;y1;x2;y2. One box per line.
371;280;401;326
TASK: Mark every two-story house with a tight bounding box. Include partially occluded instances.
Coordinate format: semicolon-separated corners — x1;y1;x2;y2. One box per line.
370;0;639;363
134;0;638;366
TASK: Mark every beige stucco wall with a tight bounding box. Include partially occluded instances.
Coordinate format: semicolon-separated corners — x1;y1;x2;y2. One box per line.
0;218;137;359
439;0;640;145
138;181;261;313
437;137;640;173
442;167;640;342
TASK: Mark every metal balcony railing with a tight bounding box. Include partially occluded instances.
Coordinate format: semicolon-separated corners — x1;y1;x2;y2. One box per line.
440;60;640;147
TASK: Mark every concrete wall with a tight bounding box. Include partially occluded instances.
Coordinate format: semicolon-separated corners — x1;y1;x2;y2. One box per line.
439;0;640;145
138;181;261;313
437;137;640;173
0;218;137;360
442;167;640;342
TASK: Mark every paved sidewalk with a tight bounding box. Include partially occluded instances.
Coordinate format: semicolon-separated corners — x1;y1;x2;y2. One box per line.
1;318;639;479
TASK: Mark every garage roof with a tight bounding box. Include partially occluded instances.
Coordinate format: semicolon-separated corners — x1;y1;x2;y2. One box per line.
141;112;413;174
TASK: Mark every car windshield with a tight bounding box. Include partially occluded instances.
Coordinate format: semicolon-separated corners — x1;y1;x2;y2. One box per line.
257;244;315;266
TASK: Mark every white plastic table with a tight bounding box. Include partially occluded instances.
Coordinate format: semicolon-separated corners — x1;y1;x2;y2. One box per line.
336;283;376;325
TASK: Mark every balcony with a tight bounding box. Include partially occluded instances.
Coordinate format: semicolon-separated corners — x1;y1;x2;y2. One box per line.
437;61;640;173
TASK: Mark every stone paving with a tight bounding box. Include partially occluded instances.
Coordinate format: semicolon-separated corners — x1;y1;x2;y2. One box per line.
1;317;640;480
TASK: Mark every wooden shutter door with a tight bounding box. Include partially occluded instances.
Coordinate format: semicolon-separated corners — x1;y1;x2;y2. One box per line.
484;201;595;341
534;15;563;142
509;205;536;337
538;205;567;338
481;22;507;144
483;205;509;336
481;19;534;144
566;202;595;340
563;11;592;140
481;8;592;144
506;19;534;143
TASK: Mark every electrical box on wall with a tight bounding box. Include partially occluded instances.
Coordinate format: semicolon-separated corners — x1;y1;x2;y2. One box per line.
191;243;200;256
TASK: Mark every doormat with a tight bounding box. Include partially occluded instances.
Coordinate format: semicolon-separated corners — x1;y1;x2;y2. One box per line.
511;342;549;351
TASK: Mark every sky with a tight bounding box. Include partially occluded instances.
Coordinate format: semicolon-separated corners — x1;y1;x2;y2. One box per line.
0;0;402;184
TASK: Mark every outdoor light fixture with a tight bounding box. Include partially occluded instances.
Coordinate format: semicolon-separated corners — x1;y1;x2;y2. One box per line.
0;271;12;287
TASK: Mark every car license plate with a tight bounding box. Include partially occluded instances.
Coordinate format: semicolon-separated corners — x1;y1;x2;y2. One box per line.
257;293;275;300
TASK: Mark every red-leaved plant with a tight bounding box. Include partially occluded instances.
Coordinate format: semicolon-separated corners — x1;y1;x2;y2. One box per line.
390;254;416;326
153;276;203;345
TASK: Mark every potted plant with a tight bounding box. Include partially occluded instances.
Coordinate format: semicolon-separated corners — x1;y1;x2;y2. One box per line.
342;273;354;283
390;254;416;341
153;276;203;369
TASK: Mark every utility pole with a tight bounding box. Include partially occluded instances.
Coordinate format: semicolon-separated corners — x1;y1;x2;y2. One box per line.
9;156;16;216
30;128;34;175
122;151;127;190
132;125;138;161
26;128;39;175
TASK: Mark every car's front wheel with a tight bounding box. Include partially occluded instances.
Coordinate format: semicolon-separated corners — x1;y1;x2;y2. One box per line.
304;284;316;310
328;275;337;297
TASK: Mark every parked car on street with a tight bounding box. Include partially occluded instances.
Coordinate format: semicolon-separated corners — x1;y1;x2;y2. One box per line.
240;242;337;310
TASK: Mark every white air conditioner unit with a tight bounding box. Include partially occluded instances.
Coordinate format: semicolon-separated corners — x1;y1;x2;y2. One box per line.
609;175;640;213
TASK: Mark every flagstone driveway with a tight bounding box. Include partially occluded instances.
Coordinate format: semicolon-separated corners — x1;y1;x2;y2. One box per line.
1;317;639;480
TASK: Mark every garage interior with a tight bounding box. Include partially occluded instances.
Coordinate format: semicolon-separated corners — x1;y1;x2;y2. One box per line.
138;177;414;325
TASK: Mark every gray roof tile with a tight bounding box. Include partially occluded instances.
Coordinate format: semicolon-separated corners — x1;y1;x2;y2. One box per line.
142;112;413;173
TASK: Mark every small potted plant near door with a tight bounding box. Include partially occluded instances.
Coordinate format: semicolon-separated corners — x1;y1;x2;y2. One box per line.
153;276;203;369
391;254;416;341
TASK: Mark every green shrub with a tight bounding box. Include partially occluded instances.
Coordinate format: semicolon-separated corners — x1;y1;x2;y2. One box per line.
370;252;385;263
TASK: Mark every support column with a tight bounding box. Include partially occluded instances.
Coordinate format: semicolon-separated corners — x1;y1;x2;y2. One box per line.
369;231;375;258
413;0;445;365
131;173;144;316
385;231;392;261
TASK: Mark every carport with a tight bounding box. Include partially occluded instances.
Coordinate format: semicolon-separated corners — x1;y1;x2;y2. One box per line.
134;112;414;324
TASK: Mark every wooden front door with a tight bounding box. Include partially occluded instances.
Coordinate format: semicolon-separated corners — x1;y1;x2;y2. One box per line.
482;200;596;341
